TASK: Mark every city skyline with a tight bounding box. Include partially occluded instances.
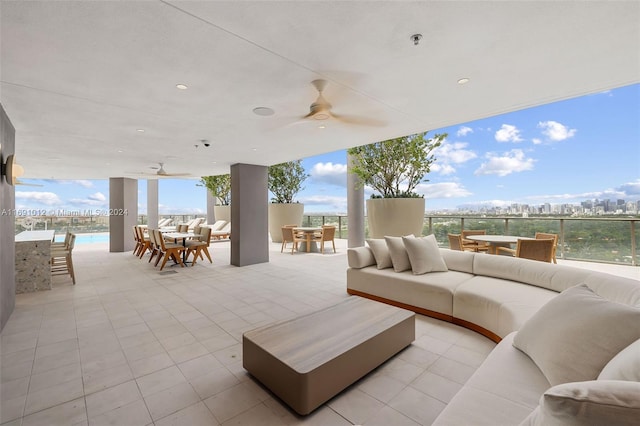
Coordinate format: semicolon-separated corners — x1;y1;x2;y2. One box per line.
14;83;640;216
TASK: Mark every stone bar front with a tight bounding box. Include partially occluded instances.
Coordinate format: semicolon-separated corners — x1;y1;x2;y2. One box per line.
15;230;55;293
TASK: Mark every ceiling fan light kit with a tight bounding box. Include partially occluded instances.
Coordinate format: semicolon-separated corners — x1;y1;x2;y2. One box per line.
2;154;25;186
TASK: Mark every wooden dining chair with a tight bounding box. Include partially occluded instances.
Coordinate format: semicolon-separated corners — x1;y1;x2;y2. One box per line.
51;233;76;284
155;230;185;270
147;229;159;264
535;232;559;263
448;233;475;252
461;230;490;252
136;226;151;259
315;225;336;254
186;226;213;265
513;238;555;262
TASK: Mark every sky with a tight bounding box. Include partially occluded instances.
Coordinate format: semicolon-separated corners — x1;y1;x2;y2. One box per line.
15;83;640;215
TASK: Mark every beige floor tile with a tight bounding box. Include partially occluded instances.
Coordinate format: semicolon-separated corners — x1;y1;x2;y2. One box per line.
85;379;142;418
412;334;454;356
159;331;196;351
154;401;219;426
168;341;209;364
427;357;477;385
28;362;81;393
21;397;86;426
328;388;386;425
122;340;166;362
118;330;159;349
81;349;127;375
212;343;242;366
143;381;201;421
357;374;407;403
24;377;84;415
388;386;447;425
88;399;152;426
34;338;79;360
396;345;440;369
129;352;175;378
204;382;263;423
201;333;238;353
1;376;29;401
443;344;488;368
82;362;134;395
177;354;224;380
361;405;420;426
410;371;463;404
0;394;26;424
136;365;186;397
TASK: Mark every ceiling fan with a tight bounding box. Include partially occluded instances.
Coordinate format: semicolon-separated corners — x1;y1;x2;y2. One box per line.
130;162;190;178
298;79;385;127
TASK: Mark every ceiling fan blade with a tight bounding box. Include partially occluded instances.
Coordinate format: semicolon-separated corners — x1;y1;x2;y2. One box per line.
331;112;386;127
15;180;44;187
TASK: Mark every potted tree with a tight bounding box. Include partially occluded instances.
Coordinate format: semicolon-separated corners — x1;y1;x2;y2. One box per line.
200;174;231;222
268;160;308;243
347;131;445;238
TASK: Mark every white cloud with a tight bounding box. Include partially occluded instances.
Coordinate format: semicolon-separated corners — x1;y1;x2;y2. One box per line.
618;179;640;196
299;195;347;212
538;120;576;141
495;124;523;143
474;149;535;177
309;162;347;187
532;138;542;145
416;182;473;199
456;126;473;137
15;191;62;206
49;179;94;188
69;192;108;207
431;141;477;175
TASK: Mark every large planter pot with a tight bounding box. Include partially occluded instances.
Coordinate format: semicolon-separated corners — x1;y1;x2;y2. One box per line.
269;203;304;243
214;205;231;222
366;198;425;239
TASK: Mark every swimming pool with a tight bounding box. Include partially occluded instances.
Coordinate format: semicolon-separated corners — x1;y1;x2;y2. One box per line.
61;233;110;245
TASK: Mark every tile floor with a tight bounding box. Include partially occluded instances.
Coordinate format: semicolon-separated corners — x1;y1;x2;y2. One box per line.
1;239;636;425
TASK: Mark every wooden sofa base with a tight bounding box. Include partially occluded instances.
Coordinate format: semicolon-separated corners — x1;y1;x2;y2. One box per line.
347;289;502;343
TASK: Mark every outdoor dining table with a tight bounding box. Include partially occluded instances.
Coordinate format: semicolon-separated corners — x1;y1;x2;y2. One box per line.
466;235;535;255
162;231;195;263
293;227;322;253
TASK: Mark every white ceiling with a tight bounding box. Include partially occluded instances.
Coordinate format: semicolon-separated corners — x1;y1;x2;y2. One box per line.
1;1;639;180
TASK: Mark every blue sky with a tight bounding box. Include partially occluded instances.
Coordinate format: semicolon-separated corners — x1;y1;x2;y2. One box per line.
16;83;640;215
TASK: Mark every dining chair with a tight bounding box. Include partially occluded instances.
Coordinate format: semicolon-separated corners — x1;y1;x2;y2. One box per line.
535;232;559;263
51;233;76;284
132;226;143;256
448;233;475;252
314;225;336;254
461;230;490;252
52;230;72;250
155;230;185;270
152;229;165;267
136;226;151;259
511;238;555;262
147;229;159;264
185;226;213;265
281;226;305;254
176;224;189;233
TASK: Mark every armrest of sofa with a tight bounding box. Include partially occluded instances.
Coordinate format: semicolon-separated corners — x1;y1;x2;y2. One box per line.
347;246;376;269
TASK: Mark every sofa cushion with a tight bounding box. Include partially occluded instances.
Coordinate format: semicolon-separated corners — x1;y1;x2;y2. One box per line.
402;235;448;274
385;235;414;272
519;380;640;426
453;277;558;339
598;338;640;381
440;249;475;274
347;246;376;269
513;284;640;386
366;239;393;269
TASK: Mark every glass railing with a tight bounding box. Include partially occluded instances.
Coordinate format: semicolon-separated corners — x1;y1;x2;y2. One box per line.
15;214;638;266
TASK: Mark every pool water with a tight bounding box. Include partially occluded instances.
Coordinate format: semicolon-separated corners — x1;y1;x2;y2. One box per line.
57;233;110;245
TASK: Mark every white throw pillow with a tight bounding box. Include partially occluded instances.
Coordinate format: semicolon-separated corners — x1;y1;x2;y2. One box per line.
384;235;414;272
513;284;640;386
366;239;393;269
402;235;448;274
518;380;640;426
598;338;640;381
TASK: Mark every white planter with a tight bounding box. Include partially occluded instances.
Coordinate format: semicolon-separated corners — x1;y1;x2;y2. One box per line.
269;203;304;243
366;198;425;239
214;205;231;222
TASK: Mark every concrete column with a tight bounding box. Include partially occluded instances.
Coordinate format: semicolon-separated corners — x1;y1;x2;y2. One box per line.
109;177;138;252
347;152;365;247
147;179;158;228
230;163;269;266
0;103;16;331
206;189;216;224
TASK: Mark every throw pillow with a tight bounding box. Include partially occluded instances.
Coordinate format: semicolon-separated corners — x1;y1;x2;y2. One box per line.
512;284;640;386
366;238;393;269
384;235;414;272
598;338;640;381
402;234;448;274
518;380;640;426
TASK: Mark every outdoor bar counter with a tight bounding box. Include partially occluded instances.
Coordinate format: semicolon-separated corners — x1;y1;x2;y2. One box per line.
15;230;55;293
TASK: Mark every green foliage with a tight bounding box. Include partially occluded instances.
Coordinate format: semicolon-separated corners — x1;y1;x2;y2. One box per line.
347;131;445;198
199;174;231;205
268;160;309;203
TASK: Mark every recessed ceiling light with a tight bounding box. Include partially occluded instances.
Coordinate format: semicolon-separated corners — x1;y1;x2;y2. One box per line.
457;78;470;85
252;148;257;152
318;124;326;129
176;84;188;90
136;129;145;133
253;107;275;116
117;149;123;153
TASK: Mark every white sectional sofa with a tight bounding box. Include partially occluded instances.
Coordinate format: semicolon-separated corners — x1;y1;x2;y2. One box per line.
347;237;640;425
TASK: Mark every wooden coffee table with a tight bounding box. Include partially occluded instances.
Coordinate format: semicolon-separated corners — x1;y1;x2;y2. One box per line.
243;296;415;415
